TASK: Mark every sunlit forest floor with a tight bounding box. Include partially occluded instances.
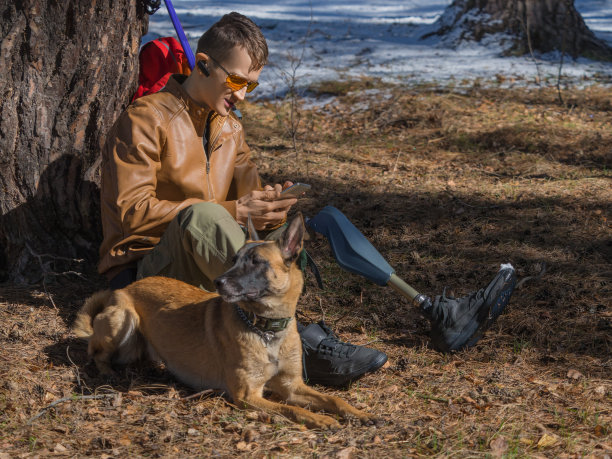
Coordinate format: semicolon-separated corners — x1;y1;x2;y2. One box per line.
1;81;610;457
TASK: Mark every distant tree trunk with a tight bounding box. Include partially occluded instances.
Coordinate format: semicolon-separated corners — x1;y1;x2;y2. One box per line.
0;1;152;283
427;0;612;60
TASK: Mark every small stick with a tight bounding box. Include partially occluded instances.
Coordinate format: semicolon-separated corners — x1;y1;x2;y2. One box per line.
65;345;81;391
415;393;449;404
516;262;547;290
182;389;216;401
443;190;501;209
27;393;116;424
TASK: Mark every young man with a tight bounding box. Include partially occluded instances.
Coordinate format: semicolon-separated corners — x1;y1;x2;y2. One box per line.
99;12;517;386
98;12;387;387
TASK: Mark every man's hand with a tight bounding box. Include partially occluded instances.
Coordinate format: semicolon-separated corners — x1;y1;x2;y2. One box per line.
236;183;297;230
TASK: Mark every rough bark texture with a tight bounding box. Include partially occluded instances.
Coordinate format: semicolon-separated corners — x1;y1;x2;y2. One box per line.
427;0;612;60
0;1;150;283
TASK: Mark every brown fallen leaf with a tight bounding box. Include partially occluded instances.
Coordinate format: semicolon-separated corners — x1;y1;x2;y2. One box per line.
242;428;259;443
386;385;400;393
594;385;606;397
336;446;357;459
537;433;559;448
594;425;607;437
490;436;508;458
119;436;132;446
519;437;533;446
271;442;287;452
327;434;344;444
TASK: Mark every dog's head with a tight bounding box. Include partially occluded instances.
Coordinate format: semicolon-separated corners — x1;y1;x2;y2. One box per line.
214;213;305;317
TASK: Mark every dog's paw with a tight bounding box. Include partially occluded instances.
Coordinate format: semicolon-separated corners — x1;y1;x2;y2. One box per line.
305;414;341;430
346;412;382;427
363;416;385;427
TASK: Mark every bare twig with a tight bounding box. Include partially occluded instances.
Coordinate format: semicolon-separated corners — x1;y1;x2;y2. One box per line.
65;345;92;394
25;243;86;310
27;393;117;424
415;393;449;404
443;189;501;209
518;12;542;87
272;3;315;171
516;262;547;290
182;389;218;401
65;345;81;390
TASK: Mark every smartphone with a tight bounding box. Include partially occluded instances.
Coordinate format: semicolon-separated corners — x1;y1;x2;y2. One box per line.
280;182;311;197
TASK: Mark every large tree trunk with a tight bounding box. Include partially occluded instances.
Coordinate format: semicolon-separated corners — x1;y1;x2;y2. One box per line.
0;1;151;283
426;0;612;60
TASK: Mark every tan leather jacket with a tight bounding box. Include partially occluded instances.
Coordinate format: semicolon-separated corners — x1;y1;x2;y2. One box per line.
98;75;261;278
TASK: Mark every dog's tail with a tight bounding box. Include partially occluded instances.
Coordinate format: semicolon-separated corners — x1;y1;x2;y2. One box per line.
73;290;113;339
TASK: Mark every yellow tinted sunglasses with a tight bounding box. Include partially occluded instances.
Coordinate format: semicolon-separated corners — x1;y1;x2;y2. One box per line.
207;55;259;93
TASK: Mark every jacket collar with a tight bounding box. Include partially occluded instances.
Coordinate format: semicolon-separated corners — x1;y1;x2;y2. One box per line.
163;74;227;137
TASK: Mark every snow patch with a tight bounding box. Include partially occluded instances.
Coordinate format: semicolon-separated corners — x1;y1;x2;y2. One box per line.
143;1;612;98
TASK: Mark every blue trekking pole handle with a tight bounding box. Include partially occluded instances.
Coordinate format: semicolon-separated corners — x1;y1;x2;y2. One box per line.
163;0;196;70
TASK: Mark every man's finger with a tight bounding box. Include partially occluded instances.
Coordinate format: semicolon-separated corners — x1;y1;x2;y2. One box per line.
260;189;281;201
261;211;288;226
266;197;296;209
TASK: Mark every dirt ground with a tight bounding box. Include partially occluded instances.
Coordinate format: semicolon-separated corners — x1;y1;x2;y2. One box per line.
1;81;610;458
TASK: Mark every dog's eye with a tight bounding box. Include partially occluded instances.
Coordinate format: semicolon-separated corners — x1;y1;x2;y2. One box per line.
251;257;264;266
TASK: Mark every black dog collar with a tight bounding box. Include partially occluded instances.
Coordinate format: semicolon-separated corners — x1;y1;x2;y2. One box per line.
234;304;292;346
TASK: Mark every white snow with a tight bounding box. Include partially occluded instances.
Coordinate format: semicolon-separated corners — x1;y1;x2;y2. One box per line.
143;0;612;98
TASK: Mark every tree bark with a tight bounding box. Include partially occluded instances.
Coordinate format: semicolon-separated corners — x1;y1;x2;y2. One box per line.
0;1;150;283
426;0;612;60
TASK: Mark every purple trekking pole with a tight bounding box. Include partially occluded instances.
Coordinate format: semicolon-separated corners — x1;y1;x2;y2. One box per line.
163;0;196;70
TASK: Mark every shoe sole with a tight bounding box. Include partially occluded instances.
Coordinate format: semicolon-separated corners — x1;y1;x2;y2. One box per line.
305;352;388;387
449;267;517;351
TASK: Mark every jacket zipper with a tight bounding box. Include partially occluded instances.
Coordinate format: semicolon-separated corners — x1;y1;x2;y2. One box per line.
204;116;226;200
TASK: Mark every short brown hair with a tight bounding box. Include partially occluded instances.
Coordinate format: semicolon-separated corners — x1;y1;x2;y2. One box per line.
197;12;268;71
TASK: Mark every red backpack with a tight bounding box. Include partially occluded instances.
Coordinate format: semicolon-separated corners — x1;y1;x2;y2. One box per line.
132;37;191;102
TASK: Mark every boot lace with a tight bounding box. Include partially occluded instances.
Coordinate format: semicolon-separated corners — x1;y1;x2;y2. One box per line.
302;322;357;359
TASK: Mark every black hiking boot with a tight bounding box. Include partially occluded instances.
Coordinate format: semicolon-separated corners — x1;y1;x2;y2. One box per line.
299;321;388;387
421;264;517;352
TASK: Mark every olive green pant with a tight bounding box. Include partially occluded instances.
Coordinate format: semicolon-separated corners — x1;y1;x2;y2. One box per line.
136;202;283;292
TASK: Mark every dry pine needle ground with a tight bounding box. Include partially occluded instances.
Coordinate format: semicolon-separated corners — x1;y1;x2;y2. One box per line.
0;81;610;457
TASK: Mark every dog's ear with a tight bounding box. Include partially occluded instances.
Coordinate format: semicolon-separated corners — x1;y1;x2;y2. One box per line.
246;213;260;242
279;213;305;264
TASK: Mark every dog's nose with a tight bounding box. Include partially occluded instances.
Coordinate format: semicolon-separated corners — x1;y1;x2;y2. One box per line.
214;277;226;290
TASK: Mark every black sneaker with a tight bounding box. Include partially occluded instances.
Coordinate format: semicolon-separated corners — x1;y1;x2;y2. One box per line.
299;321;388;387
422;264;517;352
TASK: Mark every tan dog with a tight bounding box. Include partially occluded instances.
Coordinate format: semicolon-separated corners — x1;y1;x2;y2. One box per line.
73;214;376;429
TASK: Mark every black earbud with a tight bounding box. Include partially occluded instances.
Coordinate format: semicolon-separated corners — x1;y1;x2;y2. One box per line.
197;60;210;77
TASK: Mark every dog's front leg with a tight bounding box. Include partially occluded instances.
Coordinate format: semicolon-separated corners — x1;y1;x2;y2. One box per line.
270;378;377;426
231;383;341;430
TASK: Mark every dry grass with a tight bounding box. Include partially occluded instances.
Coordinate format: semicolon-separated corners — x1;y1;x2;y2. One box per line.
1;82;610;458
